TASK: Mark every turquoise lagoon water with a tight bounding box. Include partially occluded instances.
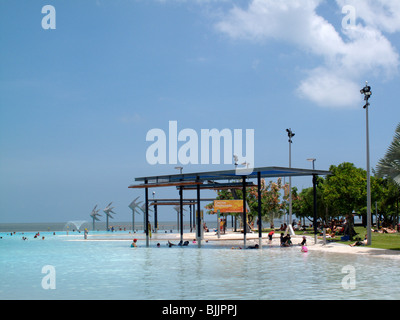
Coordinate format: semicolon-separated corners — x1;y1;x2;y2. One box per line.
1;231;399;300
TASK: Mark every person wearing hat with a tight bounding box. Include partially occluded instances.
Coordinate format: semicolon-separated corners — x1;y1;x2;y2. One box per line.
131;238;137;248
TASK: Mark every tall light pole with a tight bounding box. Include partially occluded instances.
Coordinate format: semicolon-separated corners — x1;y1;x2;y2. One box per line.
286;128;295;227
360;81;372;245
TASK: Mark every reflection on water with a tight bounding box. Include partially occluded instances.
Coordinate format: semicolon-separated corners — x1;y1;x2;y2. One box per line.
0;232;399;300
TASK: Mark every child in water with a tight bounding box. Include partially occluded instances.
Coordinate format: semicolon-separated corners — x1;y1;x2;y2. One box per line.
131;239;137;248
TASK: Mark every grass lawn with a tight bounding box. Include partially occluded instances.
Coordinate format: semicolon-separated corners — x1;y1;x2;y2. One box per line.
261;226;400;250
350;227;400;250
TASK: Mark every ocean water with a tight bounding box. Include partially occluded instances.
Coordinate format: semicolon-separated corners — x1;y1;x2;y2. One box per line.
0;215;364;232
0;221;219;232
1;229;399;300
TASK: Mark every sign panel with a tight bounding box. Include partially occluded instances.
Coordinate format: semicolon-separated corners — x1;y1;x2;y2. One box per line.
213;200;247;213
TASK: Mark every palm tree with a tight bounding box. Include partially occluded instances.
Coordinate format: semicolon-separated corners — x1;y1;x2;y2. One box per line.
376;123;400;186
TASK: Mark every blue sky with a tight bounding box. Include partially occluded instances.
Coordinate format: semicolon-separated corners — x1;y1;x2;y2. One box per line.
1;0;399;223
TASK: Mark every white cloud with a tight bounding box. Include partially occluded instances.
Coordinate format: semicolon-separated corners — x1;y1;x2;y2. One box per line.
336;0;400;34
155;0;228;3
341;26;399;78
297;69;360;108
216;0;325;45
215;0;400;108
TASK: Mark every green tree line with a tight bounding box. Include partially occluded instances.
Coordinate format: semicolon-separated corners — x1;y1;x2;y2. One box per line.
206;123;400;230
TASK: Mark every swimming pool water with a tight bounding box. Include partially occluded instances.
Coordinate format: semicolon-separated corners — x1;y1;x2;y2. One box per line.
1;232;399;300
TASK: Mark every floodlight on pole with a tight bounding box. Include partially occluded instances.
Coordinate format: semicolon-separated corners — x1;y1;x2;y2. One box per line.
360;81;372;246
233;154;239;169
307;158;316;170
175;166;183;174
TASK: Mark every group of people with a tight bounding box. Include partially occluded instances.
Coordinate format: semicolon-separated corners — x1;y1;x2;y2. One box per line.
278;220;308;232
280;233;293;247
2;231;58;241
372;226;398;234
278;232;308;252
107;226;129;232
324;219;347;238
33;232;45;240
131;239;208;248
167;240;189;247
129;231;310;251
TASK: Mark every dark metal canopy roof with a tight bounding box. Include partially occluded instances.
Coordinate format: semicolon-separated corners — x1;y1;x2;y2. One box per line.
178;182;256;190
130;166;331;188
149;198;215;205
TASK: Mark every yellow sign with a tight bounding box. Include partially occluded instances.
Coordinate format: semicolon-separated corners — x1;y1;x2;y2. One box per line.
213;200;247;213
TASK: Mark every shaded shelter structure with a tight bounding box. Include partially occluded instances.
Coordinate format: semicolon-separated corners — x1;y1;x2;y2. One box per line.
149;198;215;233
129;166;331;247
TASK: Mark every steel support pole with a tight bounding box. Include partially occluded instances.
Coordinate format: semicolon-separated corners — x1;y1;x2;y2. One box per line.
189;202;192;232
242;176;247;248
196;177;201;248
313;174;318;244
289;139;292;226
366;104;372;245
217;210;221;239
145;180;149;247
257;171;262;248
180;186;184;243
132;209;135;232
154;201;157;233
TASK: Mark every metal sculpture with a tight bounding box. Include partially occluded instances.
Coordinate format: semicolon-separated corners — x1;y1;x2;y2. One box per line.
103;202;117;231
128;196;142;232
90;204;101;231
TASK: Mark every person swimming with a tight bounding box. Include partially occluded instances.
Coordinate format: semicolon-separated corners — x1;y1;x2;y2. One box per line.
167;240;189;247
167;240;175;247
247;244;259;249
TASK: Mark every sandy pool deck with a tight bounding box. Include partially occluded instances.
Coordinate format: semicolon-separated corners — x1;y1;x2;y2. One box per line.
67;230;400;260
